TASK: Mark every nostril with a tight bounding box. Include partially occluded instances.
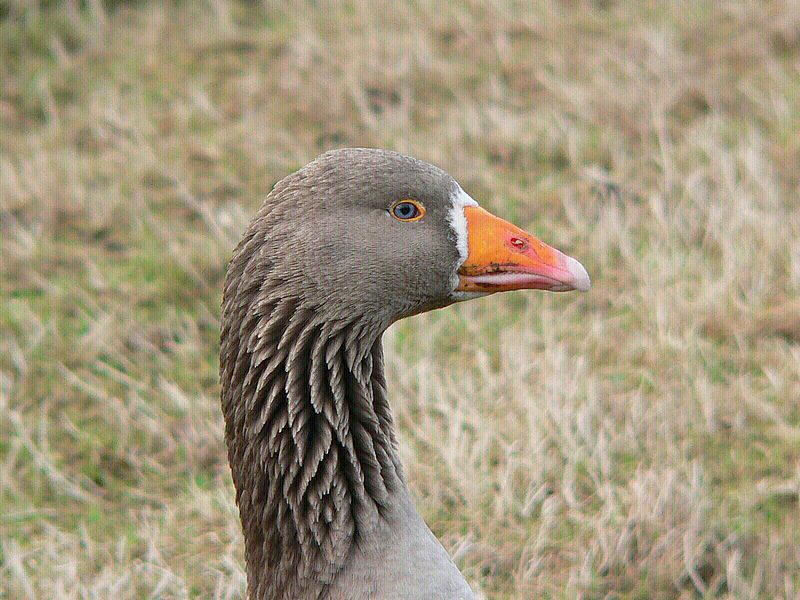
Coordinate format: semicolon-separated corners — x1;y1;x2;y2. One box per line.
509;237;527;251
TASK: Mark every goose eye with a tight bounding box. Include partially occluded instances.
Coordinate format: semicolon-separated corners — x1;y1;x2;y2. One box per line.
391;200;425;221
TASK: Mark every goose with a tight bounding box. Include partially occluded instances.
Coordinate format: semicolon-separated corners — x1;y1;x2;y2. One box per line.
219;148;590;600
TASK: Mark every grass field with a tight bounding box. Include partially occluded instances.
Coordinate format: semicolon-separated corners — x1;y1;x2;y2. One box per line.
2;1;799;598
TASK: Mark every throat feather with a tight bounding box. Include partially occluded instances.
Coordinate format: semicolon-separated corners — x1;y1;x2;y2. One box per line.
220;297;400;599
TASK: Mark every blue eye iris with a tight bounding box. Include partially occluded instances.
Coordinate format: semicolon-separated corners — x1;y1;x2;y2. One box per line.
393;202;421;220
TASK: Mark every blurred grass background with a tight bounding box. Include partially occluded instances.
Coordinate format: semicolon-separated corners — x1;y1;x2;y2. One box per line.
1;1;799;598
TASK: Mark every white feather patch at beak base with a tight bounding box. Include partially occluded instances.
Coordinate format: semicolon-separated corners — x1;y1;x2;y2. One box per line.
447;185;479;292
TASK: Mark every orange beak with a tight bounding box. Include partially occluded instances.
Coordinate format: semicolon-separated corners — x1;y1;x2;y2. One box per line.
456;206;590;293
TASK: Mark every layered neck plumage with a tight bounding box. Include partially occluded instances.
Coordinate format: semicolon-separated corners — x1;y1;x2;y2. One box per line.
220;285;403;599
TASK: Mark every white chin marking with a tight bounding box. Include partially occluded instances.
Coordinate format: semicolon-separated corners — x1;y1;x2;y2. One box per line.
447;185;479;291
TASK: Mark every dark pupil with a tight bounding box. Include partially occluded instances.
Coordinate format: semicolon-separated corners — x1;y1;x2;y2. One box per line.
395;202;416;219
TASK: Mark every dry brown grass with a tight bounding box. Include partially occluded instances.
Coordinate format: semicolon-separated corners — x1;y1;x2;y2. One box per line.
2;1;799;598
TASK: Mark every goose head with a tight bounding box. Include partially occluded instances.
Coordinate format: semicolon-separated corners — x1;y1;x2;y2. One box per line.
239;147;588;328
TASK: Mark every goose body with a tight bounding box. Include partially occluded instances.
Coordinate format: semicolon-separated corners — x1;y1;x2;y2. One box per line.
219;148;589;599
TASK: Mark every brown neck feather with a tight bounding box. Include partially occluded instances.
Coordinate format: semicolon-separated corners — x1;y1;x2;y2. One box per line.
220;284;402;599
